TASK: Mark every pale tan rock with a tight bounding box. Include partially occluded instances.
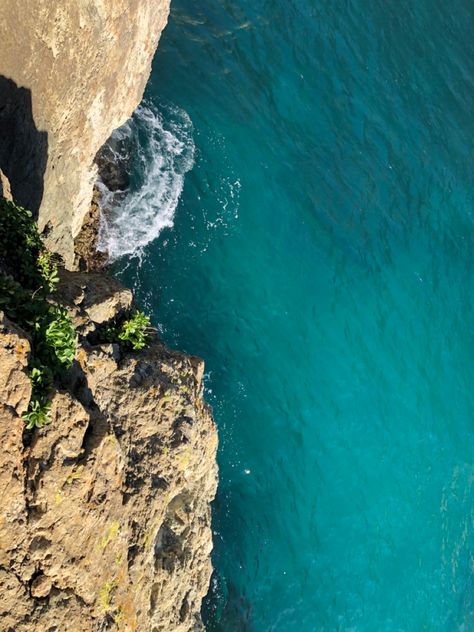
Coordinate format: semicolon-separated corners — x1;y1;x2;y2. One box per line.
0;168;12;201
0;272;218;631
0;403;28;569
57;269;133;325
30;574;53;598
0;569;31;626
0;0;171;267
0;313;31;415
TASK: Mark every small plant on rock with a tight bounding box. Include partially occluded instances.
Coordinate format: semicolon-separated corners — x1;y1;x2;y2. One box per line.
29;362;53;392
0;197;77;429
100;310;152;351
40;305;77;369
36;250;60;293
0;198;43;288
23;398;52;430
0;198;60;295
118;311;151;350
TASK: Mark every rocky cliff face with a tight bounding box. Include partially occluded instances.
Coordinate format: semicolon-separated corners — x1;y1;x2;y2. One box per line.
0;272;218;631
0;3;220;629
0;0;170;267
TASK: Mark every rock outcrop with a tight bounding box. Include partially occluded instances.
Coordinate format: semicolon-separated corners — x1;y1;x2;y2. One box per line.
0;4;219;630
0;0;170;267
0;272;218;631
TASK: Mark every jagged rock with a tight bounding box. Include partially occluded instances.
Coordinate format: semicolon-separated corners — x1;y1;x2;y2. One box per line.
0;272;218;631
30;574;53;599
0;313;31;415
0;168;12;201
74;194;110;271
57;269;133;326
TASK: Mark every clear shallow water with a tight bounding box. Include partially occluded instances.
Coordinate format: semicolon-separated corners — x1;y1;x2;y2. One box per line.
110;1;474;629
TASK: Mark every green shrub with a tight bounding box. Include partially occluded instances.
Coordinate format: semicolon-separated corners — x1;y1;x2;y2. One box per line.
0;198;76;429
37;250;60;292
23;362;54;429
101;310;151;351
23;398;52;430
39;306;77;369
0;198;43;288
0;275;76;371
29;362;53;392
21;307;76;427
0;274;52;331
118;311;151;350
0;274;28;320
0;198;60;294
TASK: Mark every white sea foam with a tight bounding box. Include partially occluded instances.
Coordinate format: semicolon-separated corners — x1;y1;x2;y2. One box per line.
97;101;195;261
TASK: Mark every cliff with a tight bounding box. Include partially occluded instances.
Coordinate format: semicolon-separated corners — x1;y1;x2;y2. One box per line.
0;272;217;630
0;0;170;267
0;2;219;631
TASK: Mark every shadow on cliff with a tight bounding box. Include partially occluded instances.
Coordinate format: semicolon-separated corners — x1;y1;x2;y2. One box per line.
0;75;48;215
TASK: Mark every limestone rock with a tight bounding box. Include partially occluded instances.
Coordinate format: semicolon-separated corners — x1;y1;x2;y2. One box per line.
0;313;31;415
0;272;218;631
0;0;171;267
57;269;133;326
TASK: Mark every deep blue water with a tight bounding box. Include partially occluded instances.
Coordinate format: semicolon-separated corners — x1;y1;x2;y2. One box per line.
108;1;474;629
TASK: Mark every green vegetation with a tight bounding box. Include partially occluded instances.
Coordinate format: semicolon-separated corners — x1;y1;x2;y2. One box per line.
117;310;151;350
23;399;52;430
40;305;76;368
102;310;151;351
0;197;152;429
0;198;76;428
0;197;45;288
36;250;60;293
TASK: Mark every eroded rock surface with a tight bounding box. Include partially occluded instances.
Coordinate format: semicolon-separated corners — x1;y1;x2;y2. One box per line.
0;274;218;631
0;1;170;266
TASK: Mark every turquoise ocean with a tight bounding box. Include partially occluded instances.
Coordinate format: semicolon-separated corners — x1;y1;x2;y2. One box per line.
101;1;474;629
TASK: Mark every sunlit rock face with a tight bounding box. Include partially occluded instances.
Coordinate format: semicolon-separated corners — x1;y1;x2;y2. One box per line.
0;273;218;631
0;0;170;267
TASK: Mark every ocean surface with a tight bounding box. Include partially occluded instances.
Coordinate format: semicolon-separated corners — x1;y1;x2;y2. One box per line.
103;1;474;629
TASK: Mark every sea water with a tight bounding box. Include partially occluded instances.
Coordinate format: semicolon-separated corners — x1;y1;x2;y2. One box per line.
104;0;474;629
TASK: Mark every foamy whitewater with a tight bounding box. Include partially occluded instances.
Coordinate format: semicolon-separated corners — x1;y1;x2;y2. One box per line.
98;102;195;261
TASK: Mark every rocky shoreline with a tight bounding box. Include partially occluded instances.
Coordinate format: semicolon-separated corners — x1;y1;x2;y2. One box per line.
0;1;219;629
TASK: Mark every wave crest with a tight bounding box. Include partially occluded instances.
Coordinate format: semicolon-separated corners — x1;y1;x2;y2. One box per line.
97;101;195;261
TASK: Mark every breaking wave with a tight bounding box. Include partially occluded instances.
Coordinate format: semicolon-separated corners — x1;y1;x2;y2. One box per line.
97;101;195;261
